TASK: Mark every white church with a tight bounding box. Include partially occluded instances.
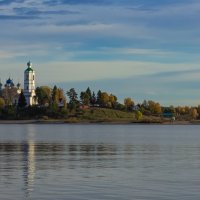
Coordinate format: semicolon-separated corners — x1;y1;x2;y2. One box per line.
24;61;37;106
0;61;37;106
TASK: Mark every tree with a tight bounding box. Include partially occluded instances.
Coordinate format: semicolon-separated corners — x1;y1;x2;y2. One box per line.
100;92;110;107
148;100;162;114
169;105;176;114
2;87;18;106
185;106;190;114
96;90;102;105
0;97;5;109
197;105;200;115
80;92;90;105
142;100;149;108
52;85;59;104
124;97;134;111
135;111;142;120
91;91;96;105
190;108;198;119
154;103;162;114
18;91;27;108
36;86;52;106
109;94;117;108
66;88;79;110
86;87;92;103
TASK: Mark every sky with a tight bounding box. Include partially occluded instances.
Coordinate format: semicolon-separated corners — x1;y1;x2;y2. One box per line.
0;0;200;106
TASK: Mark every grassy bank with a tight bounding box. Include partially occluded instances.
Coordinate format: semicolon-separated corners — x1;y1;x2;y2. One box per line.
0;107;195;124
65;108;163;124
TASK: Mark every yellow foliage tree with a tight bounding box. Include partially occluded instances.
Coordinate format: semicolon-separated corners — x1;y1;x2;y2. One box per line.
124;97;134;111
0;97;5;109
190;108;198;119
101;92;110;107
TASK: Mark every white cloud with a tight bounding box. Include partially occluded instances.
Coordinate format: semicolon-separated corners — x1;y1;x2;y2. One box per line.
36;60;199;84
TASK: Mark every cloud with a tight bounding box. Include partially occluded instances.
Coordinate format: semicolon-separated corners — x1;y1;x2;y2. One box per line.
0;14;40;20
0;50;26;58
56;69;200;106
0;0;200;106
0;0;24;5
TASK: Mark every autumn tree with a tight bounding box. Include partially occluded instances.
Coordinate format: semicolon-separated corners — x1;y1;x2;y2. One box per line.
36;86;52;106
197;105;200;115
0;97;5;109
109;94;117;108
190;108;198;119
2;87;18;106
185;106;190;114
100;92;110;107
135;110;142;120
124;97;134;111
148;100;162;114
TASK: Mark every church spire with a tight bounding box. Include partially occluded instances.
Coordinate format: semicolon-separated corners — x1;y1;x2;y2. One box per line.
27;61;32;68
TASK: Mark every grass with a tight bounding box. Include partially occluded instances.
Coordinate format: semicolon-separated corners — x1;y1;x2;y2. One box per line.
78;107;134;122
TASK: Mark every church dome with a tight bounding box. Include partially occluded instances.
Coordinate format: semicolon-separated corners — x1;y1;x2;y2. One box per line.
25;61;33;72
5;78;15;87
6;78;13;85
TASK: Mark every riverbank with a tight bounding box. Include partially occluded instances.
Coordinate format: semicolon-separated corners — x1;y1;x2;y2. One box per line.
0;119;197;125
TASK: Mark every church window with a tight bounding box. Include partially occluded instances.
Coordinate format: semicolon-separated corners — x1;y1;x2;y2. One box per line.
33;75;34;80
27;86;28;90
26;75;28;80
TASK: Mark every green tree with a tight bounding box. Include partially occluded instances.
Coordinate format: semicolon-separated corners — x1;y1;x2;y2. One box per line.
52;85;59;104
86;87;92;103
18;91;27;108
96;90;102;105
80;92;90;105
91;91;96;105
66;88;79;110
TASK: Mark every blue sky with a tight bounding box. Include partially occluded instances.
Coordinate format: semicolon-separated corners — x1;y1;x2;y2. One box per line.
0;0;200;106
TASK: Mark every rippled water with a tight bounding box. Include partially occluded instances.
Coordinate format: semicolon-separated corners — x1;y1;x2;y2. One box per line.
1;124;200;200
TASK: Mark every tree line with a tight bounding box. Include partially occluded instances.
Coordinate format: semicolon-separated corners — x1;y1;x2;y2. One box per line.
0;85;199;120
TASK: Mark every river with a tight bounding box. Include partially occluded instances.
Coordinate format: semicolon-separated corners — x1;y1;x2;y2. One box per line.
1;124;200;200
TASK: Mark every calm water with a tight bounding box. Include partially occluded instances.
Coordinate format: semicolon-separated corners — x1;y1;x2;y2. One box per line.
1;124;200;200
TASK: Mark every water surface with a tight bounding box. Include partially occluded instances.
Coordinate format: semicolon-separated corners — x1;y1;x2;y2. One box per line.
1;124;200;200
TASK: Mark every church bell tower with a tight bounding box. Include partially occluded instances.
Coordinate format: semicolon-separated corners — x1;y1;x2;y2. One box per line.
24;61;36;106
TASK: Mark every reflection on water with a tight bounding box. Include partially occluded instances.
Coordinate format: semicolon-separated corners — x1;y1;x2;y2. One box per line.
1;125;200;200
23;142;36;198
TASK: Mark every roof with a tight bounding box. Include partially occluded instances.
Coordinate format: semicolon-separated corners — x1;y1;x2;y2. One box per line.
6;78;14;85
25;61;34;72
25;67;34;72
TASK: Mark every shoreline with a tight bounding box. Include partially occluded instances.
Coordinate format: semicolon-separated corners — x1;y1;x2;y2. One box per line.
0;119;197;125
